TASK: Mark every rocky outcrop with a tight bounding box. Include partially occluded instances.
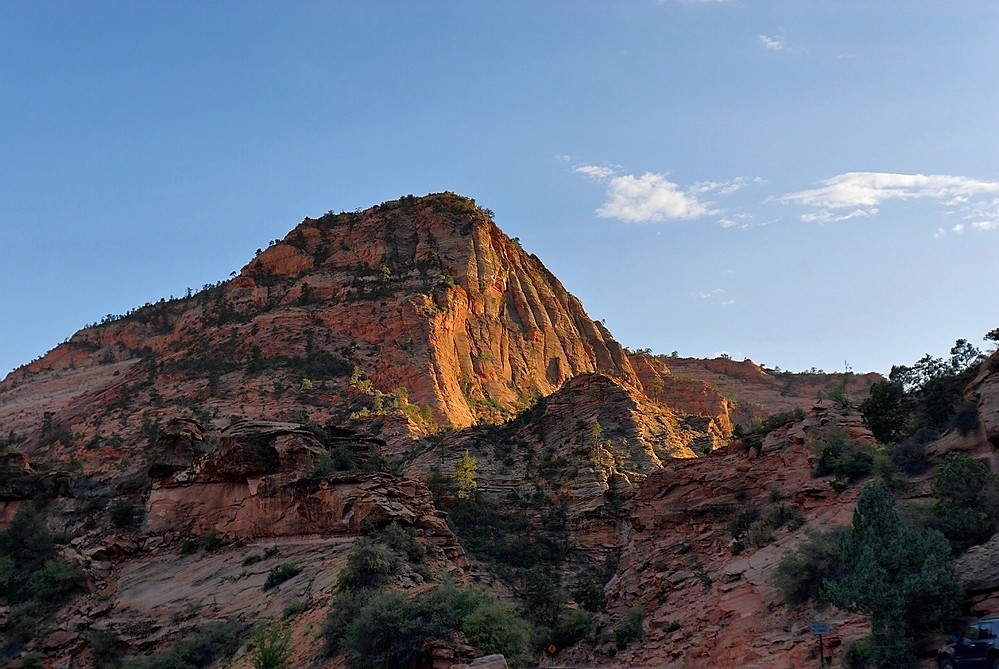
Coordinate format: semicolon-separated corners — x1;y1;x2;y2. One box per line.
20;417;472;668
404;373;718;567
0;451;72;529
146;418;202;478
965;350;999;457
148;420;457;548
559;406;875;668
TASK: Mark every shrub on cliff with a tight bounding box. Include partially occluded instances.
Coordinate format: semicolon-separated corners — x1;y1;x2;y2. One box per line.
335;539;399;592
772;527;847;607
810;427;875;483
262;563;302;591
927;452;999;553
325;583;529;669
0;505;84;661
614;606;645;649
137;618;246;669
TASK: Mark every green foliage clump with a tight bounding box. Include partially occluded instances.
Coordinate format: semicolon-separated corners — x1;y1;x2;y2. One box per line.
614;606;645;649
552;608;593;651
454;450;478;500
736;408;806;454
325;526;530;668
372;521;427;565
325;583;529;669
336;539;399;592
810;427;875;483
136;618;246;669
252;621;292;669
0;430;25;453
860;339;986;445
199;530;221;552
0;505;84;661
859;380;909;444
730;500;806;553
928;452;999;553
263;563;302;591
110;499;142;528
843;636;874;669
888;428;935;475
823;483;962;669
772;527;847;607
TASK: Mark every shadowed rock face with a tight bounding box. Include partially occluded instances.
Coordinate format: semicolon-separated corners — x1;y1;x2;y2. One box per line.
146;418;202;479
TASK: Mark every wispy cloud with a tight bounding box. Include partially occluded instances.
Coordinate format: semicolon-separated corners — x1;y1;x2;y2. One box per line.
759;34;787;51
690;177;746;196
692;288;735;307
781;172;999;227
800;208;878;224
596;172;712;222
573;164;616;180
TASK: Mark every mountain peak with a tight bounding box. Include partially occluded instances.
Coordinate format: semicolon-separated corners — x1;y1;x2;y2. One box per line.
1;193;640;466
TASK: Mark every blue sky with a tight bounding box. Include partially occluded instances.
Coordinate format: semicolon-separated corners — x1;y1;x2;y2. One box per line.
2;1;998;377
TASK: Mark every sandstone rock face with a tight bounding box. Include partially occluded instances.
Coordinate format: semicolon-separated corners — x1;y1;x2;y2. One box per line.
146;417;202;478
31;417;471;668
148;420;457;549
405;373;715;569
662;355;882;426
0;194;655;474
236;194;639;427
966;350;999;456
559;406;874;668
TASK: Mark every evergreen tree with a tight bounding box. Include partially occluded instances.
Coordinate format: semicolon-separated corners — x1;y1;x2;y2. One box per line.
454;450;478;500
823;483;961;669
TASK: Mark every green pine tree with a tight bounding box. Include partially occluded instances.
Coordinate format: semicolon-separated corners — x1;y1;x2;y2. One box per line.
823;482;961;669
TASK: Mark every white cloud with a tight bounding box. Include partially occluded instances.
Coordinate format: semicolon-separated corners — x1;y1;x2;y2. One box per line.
573;164;616;180
800;207;878;224
972;220;999;231
691;177;746;196
759;34;787;51
596;172;711;222
782;172;999;224
952;223;966;234
718;218;738;228
782;172;999;209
